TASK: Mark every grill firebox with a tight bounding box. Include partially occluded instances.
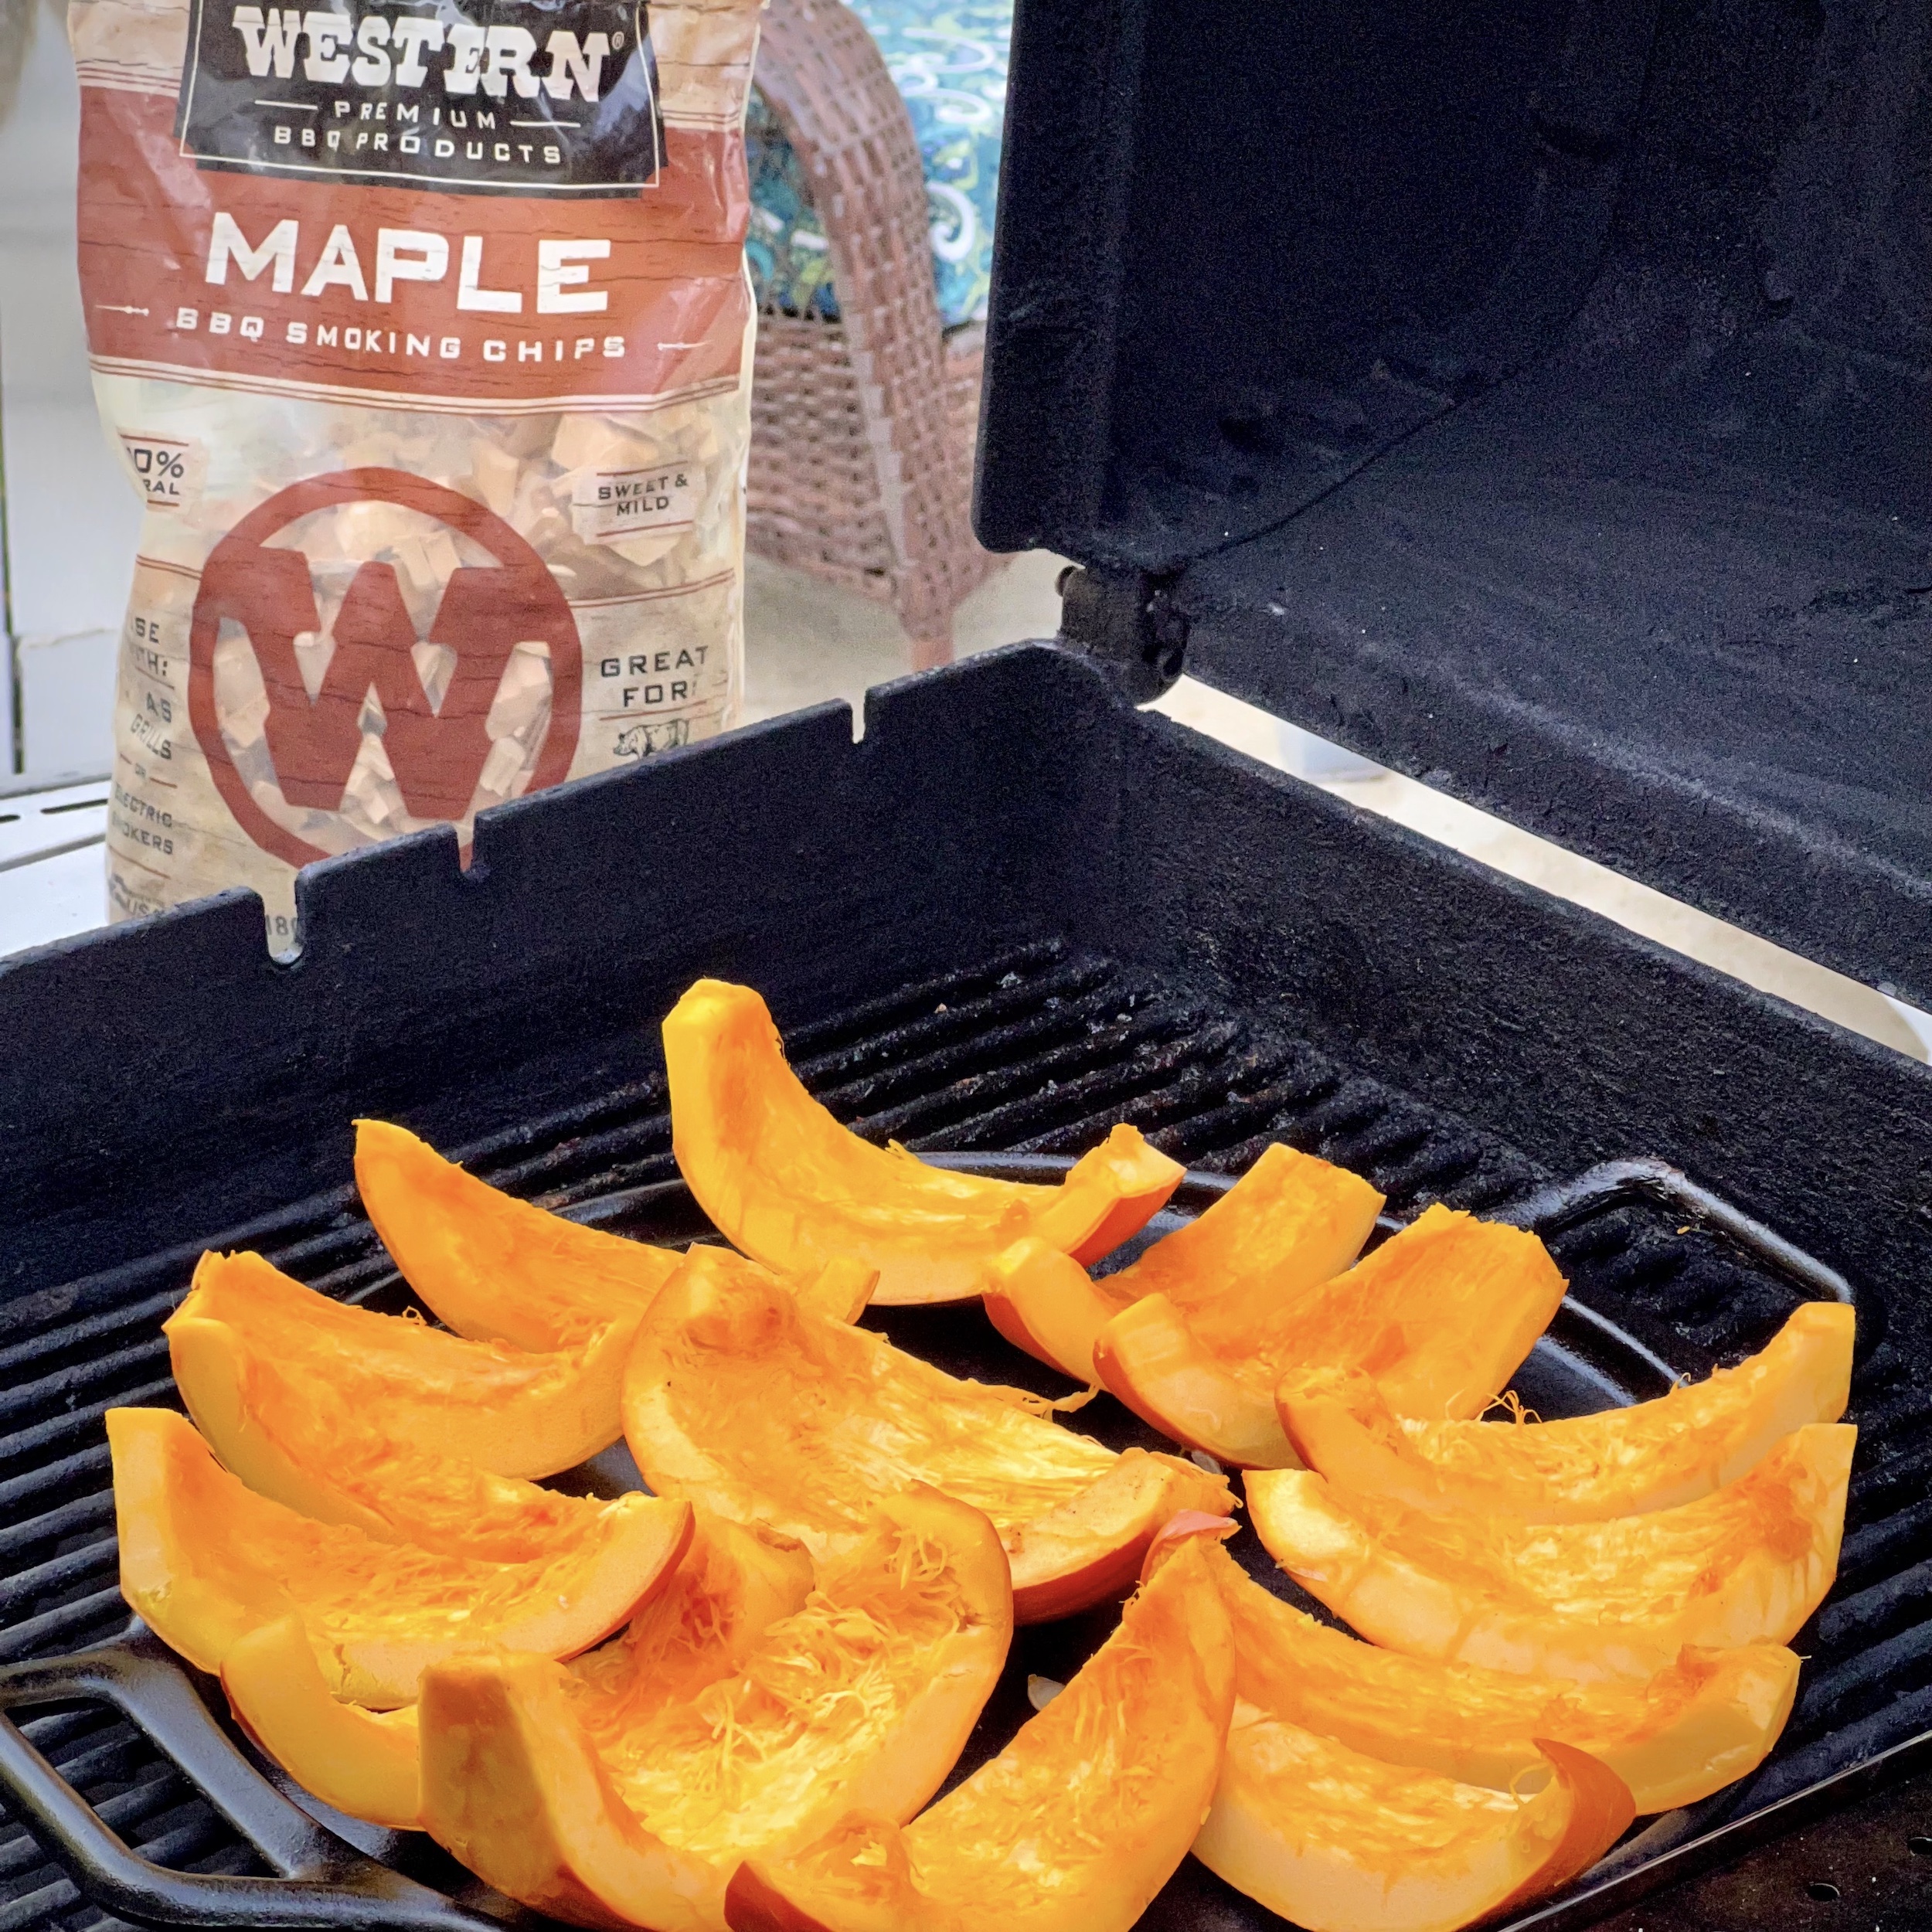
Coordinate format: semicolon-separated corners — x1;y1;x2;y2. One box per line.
0;922;1923;1932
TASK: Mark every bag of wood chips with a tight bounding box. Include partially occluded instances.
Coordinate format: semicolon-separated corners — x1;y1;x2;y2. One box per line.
70;0;760;940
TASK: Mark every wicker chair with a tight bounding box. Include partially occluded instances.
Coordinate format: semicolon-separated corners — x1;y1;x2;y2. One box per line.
747;0;1002;670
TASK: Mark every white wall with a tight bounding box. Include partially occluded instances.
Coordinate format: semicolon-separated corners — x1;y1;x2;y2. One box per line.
0;0;139;777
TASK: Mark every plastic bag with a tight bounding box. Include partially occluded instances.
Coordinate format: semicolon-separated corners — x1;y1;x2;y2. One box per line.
70;0;760;938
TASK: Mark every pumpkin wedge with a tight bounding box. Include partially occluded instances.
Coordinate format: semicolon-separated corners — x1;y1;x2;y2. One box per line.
355;1119;682;1350
723;1532;1236;1932
661;978;1184;1305
162;1325;677;1564
168;1248;634;1483
223;1512;815;1833
110;1407;692;1706
223;1617;424;1832
1150;1516;1798;1812
622;1248;1233;1622
419;1488;1012;1932
1093;1201;1568;1468
985;1142;1385;1383
1248;1422;1855;1682
1195;1719;1631;1932
1279;1301;1855;1522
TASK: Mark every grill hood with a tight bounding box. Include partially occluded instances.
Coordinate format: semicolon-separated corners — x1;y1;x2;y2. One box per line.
978;0;1932;1012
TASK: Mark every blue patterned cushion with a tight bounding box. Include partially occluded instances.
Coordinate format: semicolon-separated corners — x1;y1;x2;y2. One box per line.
745;0;1009;330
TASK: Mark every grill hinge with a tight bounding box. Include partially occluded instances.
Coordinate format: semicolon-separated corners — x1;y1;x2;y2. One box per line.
1055;566;1189;703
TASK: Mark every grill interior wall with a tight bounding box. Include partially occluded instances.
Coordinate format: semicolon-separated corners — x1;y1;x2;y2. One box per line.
1109;702;1932;1347
0;651;1126;1307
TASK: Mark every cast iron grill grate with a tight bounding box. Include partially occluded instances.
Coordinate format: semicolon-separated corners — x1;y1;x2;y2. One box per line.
0;939;1910;1930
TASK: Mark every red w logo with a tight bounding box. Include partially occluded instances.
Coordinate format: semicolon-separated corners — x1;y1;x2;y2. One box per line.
189;470;582;870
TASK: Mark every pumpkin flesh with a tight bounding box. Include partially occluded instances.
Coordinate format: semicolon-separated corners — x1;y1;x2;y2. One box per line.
109;1406;692;1706
1154;1522;1797;1813
622;1253;1231;1622
985;1142;1384;1383
661;979;1183;1306
724;1534;1237;1932
355;1119;682;1350
1193;1720;1632;1932
168;1244;630;1484
1247;1423;1855;1681
165;1322;668;1565
418;1489;1013;1932
1279;1301;1855;1522
1094;1202;1566;1467
226;1512;815;1834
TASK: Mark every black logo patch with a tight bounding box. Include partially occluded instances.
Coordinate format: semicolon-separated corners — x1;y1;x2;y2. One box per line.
174;0;664;196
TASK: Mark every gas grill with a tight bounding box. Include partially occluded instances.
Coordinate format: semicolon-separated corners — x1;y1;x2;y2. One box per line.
4;0;1930;1922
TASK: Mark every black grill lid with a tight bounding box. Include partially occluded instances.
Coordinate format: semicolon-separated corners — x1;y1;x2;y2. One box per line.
976;0;1932;1011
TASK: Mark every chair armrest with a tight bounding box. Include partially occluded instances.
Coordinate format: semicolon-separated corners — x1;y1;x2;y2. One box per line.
753;0;979;651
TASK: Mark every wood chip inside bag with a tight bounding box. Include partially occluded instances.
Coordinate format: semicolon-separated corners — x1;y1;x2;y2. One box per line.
71;0;761;937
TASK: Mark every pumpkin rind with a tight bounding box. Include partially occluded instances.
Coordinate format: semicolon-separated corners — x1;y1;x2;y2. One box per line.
1278;1301;1854;1522
226;1512;815;1833
1247;1423;1855;1682
1095;1294;1304;1468
1094;1202;1567;1468
418;1488;1013;1932
110;1407;692;1706
622;1252;1231;1622
169;1249;632;1481
355;1119;681;1350
1193;1721;1633;1932
987;1142;1384;1384
661;979;1182;1306
1152;1522;1798;1813
983;1237;1126;1384
724;1535;1236;1932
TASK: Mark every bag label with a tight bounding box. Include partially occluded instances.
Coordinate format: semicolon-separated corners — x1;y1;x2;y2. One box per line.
570;459;699;546
174;0;663;196
118;433;206;512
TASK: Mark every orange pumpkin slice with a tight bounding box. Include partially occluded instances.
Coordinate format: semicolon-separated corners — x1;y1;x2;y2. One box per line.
1151;1517;1798;1813
223;1512;815;1834
355;1119;683;1350
1279;1301;1855;1522
223;1617;423;1832
109;1406;692;1706
419;1487;1012;1932
622;1248;1232;1623
162;1320;672;1565
1093;1202;1567;1468
724;1531;1236;1932
1195;1721;1631;1932
985;1142;1385;1383
661;978;1184;1305
1248;1422;1855;1682
167;1248;632;1483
